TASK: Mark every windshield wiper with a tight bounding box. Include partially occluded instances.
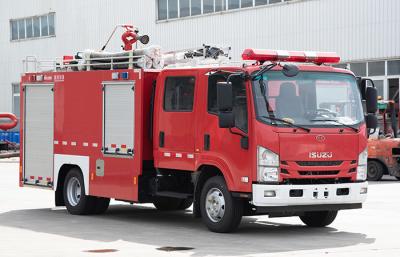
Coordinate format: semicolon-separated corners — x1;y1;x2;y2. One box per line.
310;119;359;132
251;63;277;79
260;116;311;132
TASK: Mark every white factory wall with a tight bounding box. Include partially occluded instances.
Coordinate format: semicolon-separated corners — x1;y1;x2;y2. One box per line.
0;0;399;113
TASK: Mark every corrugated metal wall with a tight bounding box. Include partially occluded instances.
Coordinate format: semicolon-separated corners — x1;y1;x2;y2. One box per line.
0;0;399;112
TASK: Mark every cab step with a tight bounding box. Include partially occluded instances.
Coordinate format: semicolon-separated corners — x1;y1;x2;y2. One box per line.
155;191;192;199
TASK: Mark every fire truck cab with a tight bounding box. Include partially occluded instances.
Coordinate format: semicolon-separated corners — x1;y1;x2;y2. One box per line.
20;42;378;233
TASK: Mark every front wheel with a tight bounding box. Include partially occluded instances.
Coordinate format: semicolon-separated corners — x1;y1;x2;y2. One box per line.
200;176;243;233
299;211;338;227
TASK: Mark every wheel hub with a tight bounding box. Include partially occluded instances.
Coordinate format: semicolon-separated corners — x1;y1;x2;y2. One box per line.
67;177;81;206
205;188;225;223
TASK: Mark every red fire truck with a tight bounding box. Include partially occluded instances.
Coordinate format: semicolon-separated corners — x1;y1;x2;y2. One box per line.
19;27;378;233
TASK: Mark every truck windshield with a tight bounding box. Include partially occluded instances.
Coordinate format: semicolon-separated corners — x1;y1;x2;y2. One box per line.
252;71;364;127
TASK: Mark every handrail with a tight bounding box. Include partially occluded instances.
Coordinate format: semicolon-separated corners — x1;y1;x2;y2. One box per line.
22;54;148;73
0;113;18;131
22;45;232;73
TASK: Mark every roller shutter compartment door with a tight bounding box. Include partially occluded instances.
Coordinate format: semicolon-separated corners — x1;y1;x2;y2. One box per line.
23;84;54;187
103;82;135;155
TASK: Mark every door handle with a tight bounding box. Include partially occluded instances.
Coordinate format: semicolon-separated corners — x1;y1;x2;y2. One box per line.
204;134;210;151
159;131;165;148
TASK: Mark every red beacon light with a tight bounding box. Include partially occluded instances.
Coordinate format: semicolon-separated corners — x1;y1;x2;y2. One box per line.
242;49;340;64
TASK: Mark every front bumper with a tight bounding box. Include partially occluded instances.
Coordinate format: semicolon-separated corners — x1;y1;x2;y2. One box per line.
252;182;368;207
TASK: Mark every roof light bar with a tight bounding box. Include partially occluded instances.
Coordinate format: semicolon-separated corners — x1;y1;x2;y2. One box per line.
241;49;340;64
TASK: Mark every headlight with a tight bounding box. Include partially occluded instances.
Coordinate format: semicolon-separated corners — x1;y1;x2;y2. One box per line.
258;146;279;166
357;148;368;181
257;146;280;182
258;167;279;182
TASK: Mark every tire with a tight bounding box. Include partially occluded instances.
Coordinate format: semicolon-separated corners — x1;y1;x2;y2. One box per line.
300;211;338;227
153;196;192;211
63;168;96;215
90;197;110;214
396;176;400;181
200;176;243;233
367;160;384;181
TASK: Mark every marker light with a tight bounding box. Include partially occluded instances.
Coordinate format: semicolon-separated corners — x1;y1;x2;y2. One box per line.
112;72;119;80
120;72;129;80
241;49;340;64
36;74;44;81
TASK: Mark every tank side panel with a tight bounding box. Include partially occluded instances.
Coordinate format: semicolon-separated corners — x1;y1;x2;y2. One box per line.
52;70;142;201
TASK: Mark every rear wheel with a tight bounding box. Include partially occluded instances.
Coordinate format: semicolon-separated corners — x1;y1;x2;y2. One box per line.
367;160;384;181
200;176;243;233
63;168;95;215
300;211;338;227
91;197;110;214
153;197;193;211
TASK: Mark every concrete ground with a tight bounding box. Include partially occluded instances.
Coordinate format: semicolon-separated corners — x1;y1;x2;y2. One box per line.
0;158;399;257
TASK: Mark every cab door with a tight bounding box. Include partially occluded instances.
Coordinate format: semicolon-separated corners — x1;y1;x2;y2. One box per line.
154;71;197;171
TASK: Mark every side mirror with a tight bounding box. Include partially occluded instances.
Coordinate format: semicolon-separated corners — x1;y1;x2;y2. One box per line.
365;113;378;130
217;82;234;128
366;86;378;113
357;77;366;100
217;82;233;111
218;112;235;128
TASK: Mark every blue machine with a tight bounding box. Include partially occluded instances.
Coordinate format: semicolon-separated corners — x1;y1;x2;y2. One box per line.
0;131;20;144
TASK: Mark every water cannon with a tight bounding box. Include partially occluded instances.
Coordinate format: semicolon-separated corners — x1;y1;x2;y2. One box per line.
120;25;150;51
100;24;150;52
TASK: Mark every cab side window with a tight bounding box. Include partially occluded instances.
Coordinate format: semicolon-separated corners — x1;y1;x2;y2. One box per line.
208;74;248;132
164;77;195;111
207;74;227;114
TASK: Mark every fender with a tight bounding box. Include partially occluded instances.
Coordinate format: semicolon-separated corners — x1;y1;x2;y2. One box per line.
54;154;90;195
195;156;236;191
